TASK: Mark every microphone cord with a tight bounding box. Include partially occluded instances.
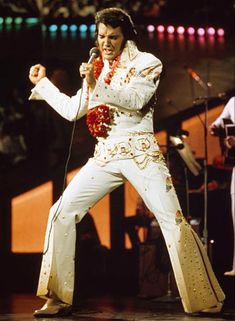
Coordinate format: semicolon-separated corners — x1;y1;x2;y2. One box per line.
43;80;85;255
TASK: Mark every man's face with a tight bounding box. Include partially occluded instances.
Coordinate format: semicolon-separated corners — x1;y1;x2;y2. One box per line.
97;23;125;61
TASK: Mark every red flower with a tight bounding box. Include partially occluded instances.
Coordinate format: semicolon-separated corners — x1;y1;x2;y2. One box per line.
86;105;113;138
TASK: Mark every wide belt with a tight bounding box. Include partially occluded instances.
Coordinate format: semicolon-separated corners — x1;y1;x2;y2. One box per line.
93;133;166;169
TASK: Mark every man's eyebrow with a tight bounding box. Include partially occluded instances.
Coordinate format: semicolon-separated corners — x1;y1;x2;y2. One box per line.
98;33;119;36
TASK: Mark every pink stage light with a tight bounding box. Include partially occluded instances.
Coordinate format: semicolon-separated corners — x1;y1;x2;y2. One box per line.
207;27;216;36
167;25;175;34
217;28;225;36
157;25;165;33
177;26;185;34
147;24;155;32
197;27;205;36
187;27;195;35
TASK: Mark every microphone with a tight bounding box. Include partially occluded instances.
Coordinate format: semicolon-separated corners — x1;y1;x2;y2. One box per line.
88;47;100;63
184;65;207;89
81;47;99;78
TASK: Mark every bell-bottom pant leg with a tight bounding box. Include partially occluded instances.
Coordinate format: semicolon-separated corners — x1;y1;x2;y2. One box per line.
120;158;225;313
37;159;125;305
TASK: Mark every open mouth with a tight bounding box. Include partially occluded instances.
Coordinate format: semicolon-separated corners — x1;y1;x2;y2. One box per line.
103;48;113;55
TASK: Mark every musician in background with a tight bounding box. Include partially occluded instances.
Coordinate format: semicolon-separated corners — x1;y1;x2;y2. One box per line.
210;96;235;276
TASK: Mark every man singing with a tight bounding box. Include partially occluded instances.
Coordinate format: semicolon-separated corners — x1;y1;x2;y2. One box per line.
29;7;225;317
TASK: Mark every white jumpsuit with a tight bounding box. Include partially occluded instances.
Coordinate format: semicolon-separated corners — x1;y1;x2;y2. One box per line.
29;40;225;313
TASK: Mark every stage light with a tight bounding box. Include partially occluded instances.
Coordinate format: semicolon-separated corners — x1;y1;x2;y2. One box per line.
0;17;225;41
147;24;155;32
79;24;88;32
207;27;215;36
49;24;58;32
60;24;68;32
187;27;195;35
197;28;205;36
25;17;39;25
217;28;225;36
14;17;23;25
177;26;185;34
5;17;13;25
69;24;78;32
156;25;165;33
89;23;96;33
167;25;175;34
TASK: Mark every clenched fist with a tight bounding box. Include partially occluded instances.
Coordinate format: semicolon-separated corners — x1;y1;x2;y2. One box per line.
29;64;46;85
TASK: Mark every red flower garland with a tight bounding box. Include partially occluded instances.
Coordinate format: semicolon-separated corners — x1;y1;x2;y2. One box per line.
86;54;120;138
92;54;120;84
92;56;104;80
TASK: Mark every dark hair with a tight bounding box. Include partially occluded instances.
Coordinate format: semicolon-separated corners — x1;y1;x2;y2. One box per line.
95;8;137;43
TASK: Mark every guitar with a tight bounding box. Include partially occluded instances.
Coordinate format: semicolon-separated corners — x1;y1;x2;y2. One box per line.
219;119;235;166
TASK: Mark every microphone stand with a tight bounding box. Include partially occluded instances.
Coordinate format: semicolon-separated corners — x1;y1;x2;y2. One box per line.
192;77;211;252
